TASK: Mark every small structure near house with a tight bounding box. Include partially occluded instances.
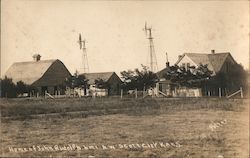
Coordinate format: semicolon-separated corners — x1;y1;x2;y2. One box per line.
81;72;122;96
5;54;71;96
156;61;174;96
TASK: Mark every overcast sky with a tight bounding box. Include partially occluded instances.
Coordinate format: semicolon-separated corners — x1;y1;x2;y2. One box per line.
1;0;249;77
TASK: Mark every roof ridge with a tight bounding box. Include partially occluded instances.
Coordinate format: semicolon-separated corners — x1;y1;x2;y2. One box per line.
185;53;207;55
12;59;57;65
83;72;114;74
207;52;230;56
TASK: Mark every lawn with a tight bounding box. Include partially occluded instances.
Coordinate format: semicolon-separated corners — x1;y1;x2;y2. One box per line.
0;97;249;157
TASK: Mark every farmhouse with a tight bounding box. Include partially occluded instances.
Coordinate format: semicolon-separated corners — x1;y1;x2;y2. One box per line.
175;50;238;75
5;54;72;95
156;50;245;97
82;72;122;96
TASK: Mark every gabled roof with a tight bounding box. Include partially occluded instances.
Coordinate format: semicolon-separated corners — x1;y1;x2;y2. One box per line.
5;59;58;84
178;53;213;71
207;53;231;73
156;67;171;79
82;72;117;84
175;52;235;74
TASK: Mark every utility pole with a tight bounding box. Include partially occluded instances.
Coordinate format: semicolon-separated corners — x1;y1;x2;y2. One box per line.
143;22;158;72
78;33;89;73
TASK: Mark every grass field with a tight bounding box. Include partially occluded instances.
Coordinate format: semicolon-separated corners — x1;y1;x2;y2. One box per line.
0;97;249;158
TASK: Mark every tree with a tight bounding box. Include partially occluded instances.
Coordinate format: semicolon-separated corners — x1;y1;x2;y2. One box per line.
94;78;109;89
121;65;158;91
163;64;213;87
65;71;89;96
0;76;17;98
16;81;27;95
211;63;247;93
16;81;37;96
65;71;88;89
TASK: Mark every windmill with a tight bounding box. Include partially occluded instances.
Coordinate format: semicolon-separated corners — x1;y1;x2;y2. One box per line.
143;22;158;72
78;33;89;73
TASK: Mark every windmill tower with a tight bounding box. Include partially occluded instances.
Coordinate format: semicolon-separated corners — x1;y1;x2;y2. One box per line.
78;33;89;73
143;22;158;72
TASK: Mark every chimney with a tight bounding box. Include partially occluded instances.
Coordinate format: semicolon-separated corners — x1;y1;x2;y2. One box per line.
32;54;41;62
166;62;170;68
178;55;183;59
211;50;215;54
166;52;170;68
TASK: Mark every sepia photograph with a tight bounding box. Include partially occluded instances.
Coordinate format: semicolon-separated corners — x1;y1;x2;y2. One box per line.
0;0;249;157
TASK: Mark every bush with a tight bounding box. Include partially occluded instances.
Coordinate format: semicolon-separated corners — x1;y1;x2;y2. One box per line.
0;76;37;98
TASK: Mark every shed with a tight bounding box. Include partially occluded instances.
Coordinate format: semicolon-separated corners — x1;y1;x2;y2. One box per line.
82;72;122;95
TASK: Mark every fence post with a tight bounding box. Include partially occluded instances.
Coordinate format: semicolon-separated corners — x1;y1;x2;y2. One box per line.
240;87;243;98
120;89;123;99
143;86;145;98
219;88;221;98
135;88;137;99
156;83;159;97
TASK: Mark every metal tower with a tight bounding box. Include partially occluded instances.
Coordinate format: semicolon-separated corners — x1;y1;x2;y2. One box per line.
143;22;158;72
78;33;89;73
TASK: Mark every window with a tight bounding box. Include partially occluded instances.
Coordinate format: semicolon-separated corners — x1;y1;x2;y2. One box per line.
182;63;185;68
181;63;190;70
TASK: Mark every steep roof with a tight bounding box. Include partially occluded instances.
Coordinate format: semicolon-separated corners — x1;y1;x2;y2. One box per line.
175;52;234;74
5;59;58;85
207;53;231;73
82;72;116;84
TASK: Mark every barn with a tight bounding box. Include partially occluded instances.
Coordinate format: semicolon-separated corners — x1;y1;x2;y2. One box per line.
82;72;122;96
5;54;72;96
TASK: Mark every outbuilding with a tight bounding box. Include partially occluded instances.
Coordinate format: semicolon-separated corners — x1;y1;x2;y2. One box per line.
82;72;122;96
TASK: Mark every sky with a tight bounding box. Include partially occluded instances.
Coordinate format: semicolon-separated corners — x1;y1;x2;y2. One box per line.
1;0;249;77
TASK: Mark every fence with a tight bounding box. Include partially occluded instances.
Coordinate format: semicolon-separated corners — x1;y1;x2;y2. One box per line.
205;87;244;98
19;86;245;100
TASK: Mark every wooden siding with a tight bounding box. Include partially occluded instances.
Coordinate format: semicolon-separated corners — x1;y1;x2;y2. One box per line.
107;73;122;95
32;60;71;87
